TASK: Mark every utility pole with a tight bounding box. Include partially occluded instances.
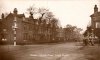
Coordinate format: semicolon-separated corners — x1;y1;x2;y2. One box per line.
12;17;18;46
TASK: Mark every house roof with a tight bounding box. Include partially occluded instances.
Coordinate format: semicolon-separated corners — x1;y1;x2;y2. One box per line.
17;14;25;18
5;13;25;19
90;12;100;17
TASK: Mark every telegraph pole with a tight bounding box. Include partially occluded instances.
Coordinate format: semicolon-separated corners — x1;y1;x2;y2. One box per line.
12;17;17;46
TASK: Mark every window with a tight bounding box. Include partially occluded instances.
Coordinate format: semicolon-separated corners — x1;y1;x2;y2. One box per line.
96;22;100;28
14;17;17;22
3;29;7;32
24;33;28;40
23;17;25;21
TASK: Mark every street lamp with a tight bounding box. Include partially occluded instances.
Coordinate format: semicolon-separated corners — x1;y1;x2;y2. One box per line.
12;17;18;46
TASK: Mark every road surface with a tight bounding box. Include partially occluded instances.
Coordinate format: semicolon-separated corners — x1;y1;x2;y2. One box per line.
0;42;87;60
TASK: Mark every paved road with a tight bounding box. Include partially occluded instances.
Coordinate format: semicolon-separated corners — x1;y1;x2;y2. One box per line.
0;42;87;60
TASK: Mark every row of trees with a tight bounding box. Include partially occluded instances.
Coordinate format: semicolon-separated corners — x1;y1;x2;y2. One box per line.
63;24;83;42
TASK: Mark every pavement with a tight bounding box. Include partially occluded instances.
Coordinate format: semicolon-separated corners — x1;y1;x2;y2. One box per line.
0;42;96;60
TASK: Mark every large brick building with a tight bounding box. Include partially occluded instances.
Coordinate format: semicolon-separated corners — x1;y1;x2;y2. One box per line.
0;8;59;45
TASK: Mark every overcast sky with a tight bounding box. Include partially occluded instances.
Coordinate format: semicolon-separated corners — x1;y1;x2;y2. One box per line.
0;0;100;32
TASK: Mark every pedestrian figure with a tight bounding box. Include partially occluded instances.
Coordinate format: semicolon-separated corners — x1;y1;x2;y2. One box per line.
89;37;94;46
83;37;88;46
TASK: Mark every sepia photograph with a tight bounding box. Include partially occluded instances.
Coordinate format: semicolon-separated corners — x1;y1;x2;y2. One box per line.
0;0;100;60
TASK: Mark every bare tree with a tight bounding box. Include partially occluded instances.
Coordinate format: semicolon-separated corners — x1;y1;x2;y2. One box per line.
27;5;37;19
27;5;36;14
37;8;49;23
38;8;49;17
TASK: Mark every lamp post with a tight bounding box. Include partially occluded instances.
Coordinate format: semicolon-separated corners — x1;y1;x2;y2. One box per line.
12;17;18;46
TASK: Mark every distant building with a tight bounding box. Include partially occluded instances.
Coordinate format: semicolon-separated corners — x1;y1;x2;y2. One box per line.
56;27;64;42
